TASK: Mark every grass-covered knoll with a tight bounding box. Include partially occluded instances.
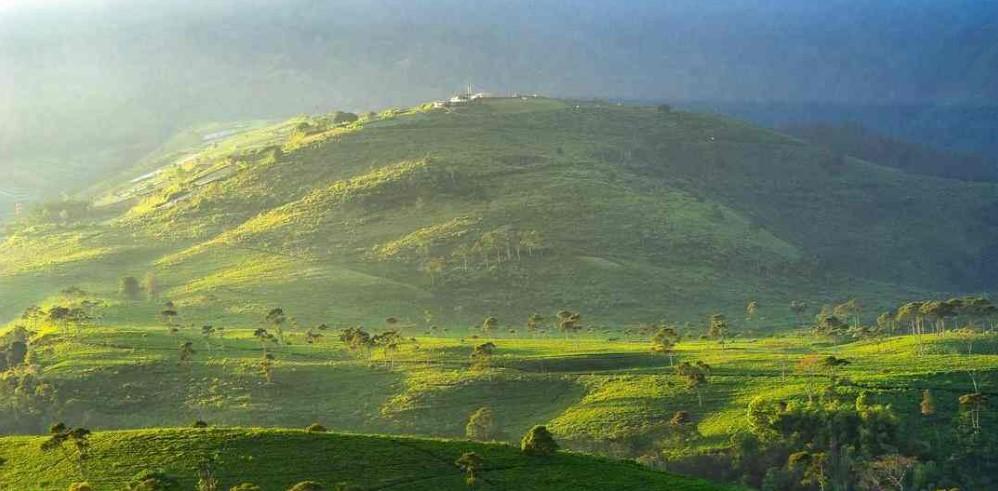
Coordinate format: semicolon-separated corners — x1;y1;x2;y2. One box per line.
2;97;996;326
0;428;735;490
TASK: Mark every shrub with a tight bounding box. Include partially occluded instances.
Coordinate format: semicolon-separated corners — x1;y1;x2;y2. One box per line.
332;111;359;125
288;482;324;491
68;484;94;491
192;420;209;428
520;425;559;456
125;469;181;491
306;423;328;433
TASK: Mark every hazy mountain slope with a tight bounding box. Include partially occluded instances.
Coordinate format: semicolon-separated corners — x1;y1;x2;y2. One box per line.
782;122;998;181
1;98;996;326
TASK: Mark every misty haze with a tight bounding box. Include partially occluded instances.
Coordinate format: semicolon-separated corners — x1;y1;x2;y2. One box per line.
1;1;996;490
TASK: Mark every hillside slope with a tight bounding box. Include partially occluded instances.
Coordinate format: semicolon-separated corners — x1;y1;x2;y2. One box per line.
782;122;998;182
2;98;996;325
0;428;734;490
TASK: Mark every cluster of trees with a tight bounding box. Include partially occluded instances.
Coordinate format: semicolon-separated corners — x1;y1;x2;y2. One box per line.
729;385;994;491
472;311;585;339
13;199;96;228
337;326;404;367
798;296;998;346
120;274;162;301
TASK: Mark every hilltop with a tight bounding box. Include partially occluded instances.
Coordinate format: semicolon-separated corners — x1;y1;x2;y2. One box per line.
0;428;734;490
2;97;997;327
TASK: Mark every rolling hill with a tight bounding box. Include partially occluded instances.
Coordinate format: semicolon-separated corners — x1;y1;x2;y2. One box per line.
0;428;735;490
2;97;997;327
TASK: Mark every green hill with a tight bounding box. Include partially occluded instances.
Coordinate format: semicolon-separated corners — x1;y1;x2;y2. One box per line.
0;427;734;490
2;97;997;327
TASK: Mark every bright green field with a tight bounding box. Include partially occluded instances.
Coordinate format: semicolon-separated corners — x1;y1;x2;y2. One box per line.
0;428;736;490
2;296;994;466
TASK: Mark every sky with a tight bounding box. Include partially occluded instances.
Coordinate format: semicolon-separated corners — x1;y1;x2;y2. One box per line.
1;0;997;172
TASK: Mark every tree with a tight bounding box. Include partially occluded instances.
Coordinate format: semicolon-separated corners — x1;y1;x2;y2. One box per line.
6;340;28;367
41;423;91;480
339;327;372;353
958;392;988;434
160;303;179;327
556;311;583;337
331;111;359;124
521;425;559;456
120;276;142;300
650;324;680;366
746;301;760;321
788;451;828;491
179;341;195;371
706;314;728;348
21;305;43;329
466;406;500;441
372;330;401;367
832;298;862;327
795;355;849;404
306;423;328;432
861;454;917;491
266;308;287;343
305;330;322;345
421;257;446;285
125;469;182;490
196;456;219;491
143;272;160;300
676;361;710;407
259;353;276;384
790;301;808;327
669;410;698;446
481;316;499;336
455;451;485;488
526;313;545;336
919;389;936;417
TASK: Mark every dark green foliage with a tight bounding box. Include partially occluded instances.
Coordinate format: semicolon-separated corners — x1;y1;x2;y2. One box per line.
455;451;485;487
332;112;359;125
520;425;558;456
741;395;908;490
120;276;143;300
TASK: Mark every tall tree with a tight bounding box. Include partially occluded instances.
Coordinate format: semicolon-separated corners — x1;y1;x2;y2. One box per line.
676;360;710;407
650;324;680;366
707;314;729;349
455;452;485;488
465;407;500;441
